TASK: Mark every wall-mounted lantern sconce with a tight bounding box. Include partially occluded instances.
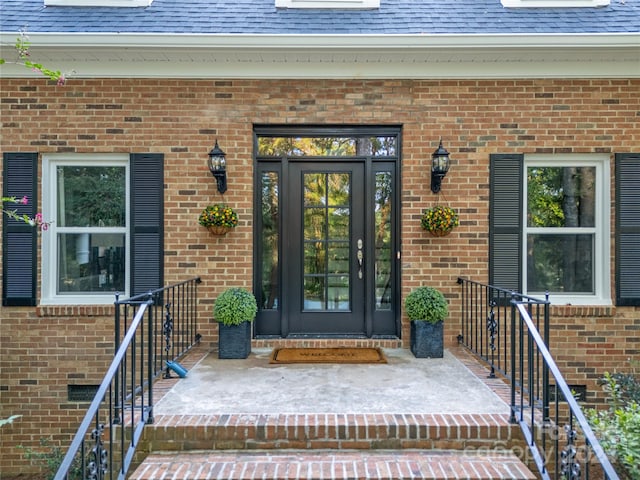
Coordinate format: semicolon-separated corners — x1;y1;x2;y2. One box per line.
208;139;227;194
431;139;451;194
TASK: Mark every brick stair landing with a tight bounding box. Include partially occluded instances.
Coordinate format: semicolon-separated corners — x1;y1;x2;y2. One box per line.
130;450;536;480
128;413;536;479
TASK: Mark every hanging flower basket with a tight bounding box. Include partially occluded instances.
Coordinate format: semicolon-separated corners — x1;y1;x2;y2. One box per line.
207;225;232;236
420;205;459;237
198;204;238;235
429;228;451;238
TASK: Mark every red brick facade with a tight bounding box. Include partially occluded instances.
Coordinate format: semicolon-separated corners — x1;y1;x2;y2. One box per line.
1;77;639;474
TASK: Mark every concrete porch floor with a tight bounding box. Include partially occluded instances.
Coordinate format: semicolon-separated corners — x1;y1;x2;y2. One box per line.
154;347;510;416
130;348;533;479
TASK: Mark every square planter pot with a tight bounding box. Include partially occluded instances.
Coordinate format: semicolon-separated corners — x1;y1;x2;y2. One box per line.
410;320;444;358
218;321;252;359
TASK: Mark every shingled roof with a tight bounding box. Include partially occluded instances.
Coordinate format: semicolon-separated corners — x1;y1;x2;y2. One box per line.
1;0;638;79
2;0;639;34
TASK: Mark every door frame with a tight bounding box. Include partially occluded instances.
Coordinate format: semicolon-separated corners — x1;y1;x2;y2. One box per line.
253;125;402;339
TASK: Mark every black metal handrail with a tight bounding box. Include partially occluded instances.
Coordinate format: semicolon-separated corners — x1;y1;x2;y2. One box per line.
513;301;619;480
457;277;619;479
54;277;201;480
457;277;550;382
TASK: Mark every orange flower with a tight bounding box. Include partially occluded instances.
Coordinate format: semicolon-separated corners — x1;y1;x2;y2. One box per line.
420;205;459;235
199;204;239;228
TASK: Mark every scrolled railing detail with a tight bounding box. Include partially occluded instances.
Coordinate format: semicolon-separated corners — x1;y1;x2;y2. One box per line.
458;277;619;480
163;302;174;379
86;423;108;480
53;277;202;480
486;300;498;378
561;425;581;480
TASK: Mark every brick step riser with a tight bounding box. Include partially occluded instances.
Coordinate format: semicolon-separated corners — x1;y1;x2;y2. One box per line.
130;450;537;480
138;414;525;455
146;434;520;452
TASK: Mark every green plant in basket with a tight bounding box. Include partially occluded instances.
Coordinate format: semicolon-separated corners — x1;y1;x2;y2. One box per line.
198;204;238;229
214;288;258;326
420;205;459;236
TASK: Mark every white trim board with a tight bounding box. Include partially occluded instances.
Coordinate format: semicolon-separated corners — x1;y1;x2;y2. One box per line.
1;33;638;79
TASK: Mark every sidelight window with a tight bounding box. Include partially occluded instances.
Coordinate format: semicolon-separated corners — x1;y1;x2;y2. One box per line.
260;170;280;310
374;171;392;310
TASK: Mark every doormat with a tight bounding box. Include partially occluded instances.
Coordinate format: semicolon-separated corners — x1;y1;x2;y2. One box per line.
270;347;387;364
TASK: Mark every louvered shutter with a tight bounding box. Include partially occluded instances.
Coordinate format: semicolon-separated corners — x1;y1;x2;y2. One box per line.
2;153;38;306
489;154;524;293
615;153;640;306
130;153;164;295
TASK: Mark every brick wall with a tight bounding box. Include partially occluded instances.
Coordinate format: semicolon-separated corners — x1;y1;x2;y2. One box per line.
1;77;639;475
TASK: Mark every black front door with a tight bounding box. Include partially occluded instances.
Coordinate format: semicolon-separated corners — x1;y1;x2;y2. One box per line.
254;128;400;339
287;162;366;335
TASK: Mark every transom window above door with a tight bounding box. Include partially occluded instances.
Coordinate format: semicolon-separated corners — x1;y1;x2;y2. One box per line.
257;135;397;157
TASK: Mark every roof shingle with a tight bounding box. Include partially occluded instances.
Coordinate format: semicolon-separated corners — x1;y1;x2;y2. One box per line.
1;0;639;35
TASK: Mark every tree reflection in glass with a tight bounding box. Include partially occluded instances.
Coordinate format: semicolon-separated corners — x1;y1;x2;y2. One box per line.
303;172;350;310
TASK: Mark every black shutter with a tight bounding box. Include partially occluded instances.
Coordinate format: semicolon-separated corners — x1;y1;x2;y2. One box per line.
615;153;640;306
489;153;524;293
2;153;38;306
130;153;164;296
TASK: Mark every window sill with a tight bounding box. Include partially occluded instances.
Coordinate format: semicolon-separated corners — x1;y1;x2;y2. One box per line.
549;304;615;318
37;304;114;317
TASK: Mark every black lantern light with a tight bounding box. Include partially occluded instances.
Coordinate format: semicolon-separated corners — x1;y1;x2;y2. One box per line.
208;139;227;194
430;139;451;194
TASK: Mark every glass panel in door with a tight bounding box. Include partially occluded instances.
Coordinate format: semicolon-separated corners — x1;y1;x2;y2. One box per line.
303;171;351;311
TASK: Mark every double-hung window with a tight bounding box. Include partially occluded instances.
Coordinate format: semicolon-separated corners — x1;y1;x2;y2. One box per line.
42;154;129;304
490;153;611;305
524;156;609;304
2;152;163;306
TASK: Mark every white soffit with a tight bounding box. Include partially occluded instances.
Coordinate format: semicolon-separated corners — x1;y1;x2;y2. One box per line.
275;0;380;8
0;33;638;79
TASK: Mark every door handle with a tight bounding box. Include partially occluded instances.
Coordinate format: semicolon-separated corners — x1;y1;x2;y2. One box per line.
356;239;363;279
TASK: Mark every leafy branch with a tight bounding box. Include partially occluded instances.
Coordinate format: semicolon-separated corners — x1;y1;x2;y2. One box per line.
0;28;69;85
2;196;51;230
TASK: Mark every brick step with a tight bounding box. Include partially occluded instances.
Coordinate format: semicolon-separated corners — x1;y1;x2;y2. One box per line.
129;449;536;480
142;413;521;453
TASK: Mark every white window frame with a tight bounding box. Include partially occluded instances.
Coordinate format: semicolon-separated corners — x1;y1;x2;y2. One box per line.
275;0;379;9
41;153;130;305
501;0;609;7
523;154;610;305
